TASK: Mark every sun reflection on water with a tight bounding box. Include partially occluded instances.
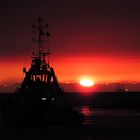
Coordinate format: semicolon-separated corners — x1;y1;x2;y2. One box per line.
80;106;94;125
81;106;92;116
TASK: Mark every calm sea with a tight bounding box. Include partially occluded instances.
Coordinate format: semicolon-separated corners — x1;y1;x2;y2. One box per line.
0;105;140;140
78;106;140;126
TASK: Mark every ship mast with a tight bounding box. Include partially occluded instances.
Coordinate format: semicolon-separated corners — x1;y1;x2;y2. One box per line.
21;18;63;95
32;18;51;67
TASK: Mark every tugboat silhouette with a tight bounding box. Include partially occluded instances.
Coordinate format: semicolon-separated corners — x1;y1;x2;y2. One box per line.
2;18;84;126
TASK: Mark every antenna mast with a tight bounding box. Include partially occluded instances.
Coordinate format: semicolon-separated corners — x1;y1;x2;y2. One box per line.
32;18;51;66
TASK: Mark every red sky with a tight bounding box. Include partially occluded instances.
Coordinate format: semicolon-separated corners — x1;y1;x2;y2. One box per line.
0;0;140;85
0;55;140;85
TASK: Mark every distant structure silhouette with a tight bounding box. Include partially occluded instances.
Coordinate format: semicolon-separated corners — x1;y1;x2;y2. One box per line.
116;83;126;92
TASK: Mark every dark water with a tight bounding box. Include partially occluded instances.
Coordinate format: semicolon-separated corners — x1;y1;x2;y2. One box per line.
1;106;140;140
79;106;140;125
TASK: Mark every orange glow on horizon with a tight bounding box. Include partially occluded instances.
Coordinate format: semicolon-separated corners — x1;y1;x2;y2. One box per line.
0;56;140;84
51;56;140;83
0;57;30;84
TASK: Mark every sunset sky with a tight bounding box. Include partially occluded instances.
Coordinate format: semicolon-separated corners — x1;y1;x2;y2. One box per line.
0;0;140;85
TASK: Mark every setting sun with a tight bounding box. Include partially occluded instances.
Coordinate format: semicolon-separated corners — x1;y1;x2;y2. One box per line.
79;78;95;87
